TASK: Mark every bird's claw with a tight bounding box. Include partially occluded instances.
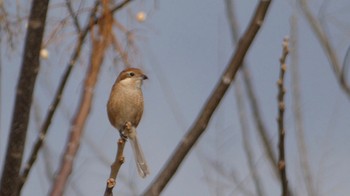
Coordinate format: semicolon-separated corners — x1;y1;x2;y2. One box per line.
120;122;132;140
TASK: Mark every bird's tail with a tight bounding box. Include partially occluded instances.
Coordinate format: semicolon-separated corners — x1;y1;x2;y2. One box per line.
129;134;150;178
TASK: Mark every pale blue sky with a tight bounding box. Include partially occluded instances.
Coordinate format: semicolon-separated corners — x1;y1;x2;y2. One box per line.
1;0;350;195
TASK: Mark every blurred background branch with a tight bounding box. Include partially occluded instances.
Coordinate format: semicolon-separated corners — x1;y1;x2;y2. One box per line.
143;1;272;195
290;13;316;196
0;0;50;195
49;1;113;194
298;0;350;99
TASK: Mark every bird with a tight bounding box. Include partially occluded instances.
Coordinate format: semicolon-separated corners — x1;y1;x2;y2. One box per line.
107;67;150;178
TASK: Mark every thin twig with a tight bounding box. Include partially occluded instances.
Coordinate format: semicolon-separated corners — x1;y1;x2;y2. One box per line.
226;0;278;175
111;33;131;67
277;37;289;196
143;1;272;195
66;0;81;32
234;80;264;196
103;124;131;195
201;153;255;196
290;14;315;196
298;0;350;99
225;1;273;195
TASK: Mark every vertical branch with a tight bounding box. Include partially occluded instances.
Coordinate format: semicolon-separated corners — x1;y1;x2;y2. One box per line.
103;124;132;195
0;0;50;195
49;1;113;194
143;1;272;195
18;2;100;192
226;0;278;172
290;15;315;196
234;81;264;196
225;0;266;195
277;37;289;196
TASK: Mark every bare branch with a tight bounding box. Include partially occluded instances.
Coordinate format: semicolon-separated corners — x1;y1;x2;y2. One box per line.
18;2;100;192
49;1;114;193
290;14;316;196
103;131;128;195
226;0;278;171
0;0;50;195
66;0;81;32
225;0;276;194
277;37;289;196
143;1;272;195
298;0;350;99
19;0;135;191
234;80;264;196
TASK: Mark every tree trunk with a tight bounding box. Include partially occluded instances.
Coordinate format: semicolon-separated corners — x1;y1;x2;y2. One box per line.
0;0;50;195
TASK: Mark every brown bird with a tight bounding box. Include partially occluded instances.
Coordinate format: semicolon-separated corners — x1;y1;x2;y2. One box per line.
107;67;150;178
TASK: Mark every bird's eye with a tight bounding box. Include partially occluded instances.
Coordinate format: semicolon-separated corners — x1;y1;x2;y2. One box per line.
129;72;135;77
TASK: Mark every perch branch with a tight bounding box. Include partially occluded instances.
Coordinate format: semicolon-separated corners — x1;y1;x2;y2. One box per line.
103;123;133;196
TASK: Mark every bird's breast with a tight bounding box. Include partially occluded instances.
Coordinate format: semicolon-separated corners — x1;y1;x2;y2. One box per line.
107;85;144;130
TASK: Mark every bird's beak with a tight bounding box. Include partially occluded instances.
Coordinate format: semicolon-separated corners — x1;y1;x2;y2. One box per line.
142;74;148;80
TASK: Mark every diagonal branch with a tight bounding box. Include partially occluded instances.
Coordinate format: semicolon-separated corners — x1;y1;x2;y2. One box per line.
298;0;350;99
66;0;81;32
226;0;277;168
49;1;113;194
234;80;264;196
143;1;272;195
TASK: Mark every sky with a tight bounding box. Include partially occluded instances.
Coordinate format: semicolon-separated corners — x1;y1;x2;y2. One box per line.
1;0;350;195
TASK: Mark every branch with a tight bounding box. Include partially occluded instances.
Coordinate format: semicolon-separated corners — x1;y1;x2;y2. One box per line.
65;0;81;32
298;0;350;99
277;37;289;196
290;14;315;196
0;0;50;195
18;0;135;191
225;0;266;195
103;123;132;196
18;2;100;192
234;81;264;196
143;1;272;195
49;2;114;194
